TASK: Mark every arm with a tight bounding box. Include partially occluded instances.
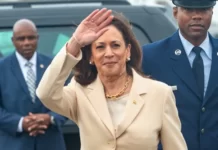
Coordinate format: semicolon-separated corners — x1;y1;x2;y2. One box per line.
0;107;23;135
45;73;70;127
0;93;23;135
36;46;82;122
0;62;23;136
36;8;113;123
161;87;187;150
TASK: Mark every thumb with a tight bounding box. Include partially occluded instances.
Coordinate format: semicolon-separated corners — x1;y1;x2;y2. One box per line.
96;28;108;38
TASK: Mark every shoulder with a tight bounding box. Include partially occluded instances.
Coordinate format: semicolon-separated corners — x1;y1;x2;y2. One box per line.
0;54;15;79
0;53;14;66
145;78;171;93
37;53;52;60
210;34;218;44
142;36;172;53
142;36;173;62
133;71;171;95
37;53;52;63
137;77;173;107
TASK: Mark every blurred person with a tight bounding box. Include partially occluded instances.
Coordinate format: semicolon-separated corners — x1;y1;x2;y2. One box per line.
36;8;187;150
0;19;67;150
142;0;218;149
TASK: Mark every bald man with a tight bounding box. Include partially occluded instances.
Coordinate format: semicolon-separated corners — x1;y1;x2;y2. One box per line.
0;19;67;150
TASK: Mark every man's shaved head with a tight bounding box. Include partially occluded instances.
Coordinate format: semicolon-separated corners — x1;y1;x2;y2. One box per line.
13;19;37;34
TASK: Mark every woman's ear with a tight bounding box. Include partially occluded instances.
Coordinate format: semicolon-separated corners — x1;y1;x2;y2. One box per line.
127;44;131;59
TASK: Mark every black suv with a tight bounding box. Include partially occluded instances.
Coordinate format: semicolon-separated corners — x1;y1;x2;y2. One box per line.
0;0;176;149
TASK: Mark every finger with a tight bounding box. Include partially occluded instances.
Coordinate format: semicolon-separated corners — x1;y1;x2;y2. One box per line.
37;130;45;135
36;118;44;124
84;9;99;21
24;117;35;125
29;112;33;115
28;114;37;120
90;8;107;22
29;129;45;136
25;120;36;127
29;130;38;136
97;15;114;31
28;123;39;132
24;118;30;123
95;9;112;25
96;28;109;38
32;123;47;130
38;125;47;130
27;113;37;122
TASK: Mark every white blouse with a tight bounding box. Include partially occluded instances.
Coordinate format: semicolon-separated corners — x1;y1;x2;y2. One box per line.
106;94;129;128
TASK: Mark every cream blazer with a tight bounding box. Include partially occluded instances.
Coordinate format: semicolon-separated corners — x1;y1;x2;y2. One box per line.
36;46;187;150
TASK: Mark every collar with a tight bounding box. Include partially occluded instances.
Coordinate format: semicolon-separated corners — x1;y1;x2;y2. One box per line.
15;51;37;67
179;30;212;60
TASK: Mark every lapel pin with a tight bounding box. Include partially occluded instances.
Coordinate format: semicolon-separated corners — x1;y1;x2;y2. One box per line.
133;100;137;105
175;49;182;56
40;64;44;68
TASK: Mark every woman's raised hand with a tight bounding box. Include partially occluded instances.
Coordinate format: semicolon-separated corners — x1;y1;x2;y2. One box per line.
73;8;114;47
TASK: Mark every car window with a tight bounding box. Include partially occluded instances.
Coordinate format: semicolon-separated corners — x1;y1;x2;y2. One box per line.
0;25;149;58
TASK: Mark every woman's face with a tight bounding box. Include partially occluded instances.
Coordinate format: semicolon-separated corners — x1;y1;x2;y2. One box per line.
91;25;131;77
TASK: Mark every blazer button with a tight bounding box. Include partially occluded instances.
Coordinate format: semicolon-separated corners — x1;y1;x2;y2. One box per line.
202;107;205;112
201;128;205;134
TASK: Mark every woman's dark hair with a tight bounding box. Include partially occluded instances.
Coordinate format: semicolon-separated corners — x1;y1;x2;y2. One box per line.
74;12;144;85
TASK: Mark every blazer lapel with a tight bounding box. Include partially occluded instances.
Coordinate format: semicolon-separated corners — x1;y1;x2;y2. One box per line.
10;53;30;96
87;76;115;137
116;70;147;138
36;54;46;87
169;31;201;99
204;36;218;105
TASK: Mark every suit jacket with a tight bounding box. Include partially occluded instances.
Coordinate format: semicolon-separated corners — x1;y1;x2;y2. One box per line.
0;52;67;150
36;47;187;150
142;31;218;150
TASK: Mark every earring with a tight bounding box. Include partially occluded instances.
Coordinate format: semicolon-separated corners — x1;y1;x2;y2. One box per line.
127;57;130;61
89;61;92;65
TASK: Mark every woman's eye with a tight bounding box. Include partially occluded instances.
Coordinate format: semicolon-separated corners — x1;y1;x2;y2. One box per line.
113;44;120;48
96;45;104;49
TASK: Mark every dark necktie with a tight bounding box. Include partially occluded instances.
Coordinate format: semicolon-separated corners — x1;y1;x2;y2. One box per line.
192;46;204;97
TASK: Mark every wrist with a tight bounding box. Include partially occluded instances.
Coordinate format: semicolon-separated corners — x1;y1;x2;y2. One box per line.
72;34;84;48
66;36;82;57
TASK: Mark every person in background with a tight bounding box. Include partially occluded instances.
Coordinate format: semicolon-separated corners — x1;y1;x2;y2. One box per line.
0;19;67;150
36;8;187;150
142;0;218;149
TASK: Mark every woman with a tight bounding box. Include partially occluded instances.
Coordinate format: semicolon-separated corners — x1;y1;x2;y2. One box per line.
36;8;187;150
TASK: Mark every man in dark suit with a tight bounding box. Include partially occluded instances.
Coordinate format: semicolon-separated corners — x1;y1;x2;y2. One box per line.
0;19;67;150
142;0;218;149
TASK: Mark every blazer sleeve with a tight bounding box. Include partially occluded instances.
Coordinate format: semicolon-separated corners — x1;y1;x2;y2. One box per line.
0;103;22;136
160;87;187;150
36;45;82;123
0;61;23;136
